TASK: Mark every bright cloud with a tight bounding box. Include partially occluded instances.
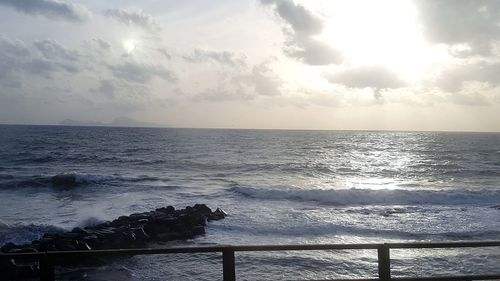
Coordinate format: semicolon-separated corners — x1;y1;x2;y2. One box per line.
0;0;499;131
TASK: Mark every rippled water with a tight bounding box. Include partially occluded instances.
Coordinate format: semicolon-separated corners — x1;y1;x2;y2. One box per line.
1;125;500;280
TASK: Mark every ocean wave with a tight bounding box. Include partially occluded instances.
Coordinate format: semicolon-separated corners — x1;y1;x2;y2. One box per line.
0;173;167;188
212;223;500;241
231;186;500;205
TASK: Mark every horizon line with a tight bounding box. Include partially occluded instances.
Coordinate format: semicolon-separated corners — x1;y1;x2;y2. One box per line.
1;122;499;134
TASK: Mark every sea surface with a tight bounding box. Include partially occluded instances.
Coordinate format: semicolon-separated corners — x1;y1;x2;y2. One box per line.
1;125;500;280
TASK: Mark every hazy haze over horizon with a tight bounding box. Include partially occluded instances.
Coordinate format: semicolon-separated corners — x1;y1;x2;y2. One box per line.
1;0;500;132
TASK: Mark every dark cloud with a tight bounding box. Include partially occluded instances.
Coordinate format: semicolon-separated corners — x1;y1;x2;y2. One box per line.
261;0;322;34
0;36;79;82
284;34;341;65
34;40;79;60
108;62;175;84
323;66;405;98
0;36;30;79
0;0;90;22
93;38;110;50
89;80;116;99
414;0;500;56
260;0;341;65
0;36;30;57
103;9;160;31
436;63;500;92
183;49;246;67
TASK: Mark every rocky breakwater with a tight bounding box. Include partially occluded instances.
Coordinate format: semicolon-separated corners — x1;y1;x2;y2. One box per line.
0;204;226;279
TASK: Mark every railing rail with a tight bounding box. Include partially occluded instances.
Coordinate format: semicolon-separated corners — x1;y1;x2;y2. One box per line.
2;241;500;281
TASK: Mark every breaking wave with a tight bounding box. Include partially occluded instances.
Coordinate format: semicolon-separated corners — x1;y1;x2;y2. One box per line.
0;173;168;189
232;186;500;205
212;222;500;241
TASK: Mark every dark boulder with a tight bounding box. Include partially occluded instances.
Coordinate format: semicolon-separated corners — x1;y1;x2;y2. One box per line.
1;204;226;279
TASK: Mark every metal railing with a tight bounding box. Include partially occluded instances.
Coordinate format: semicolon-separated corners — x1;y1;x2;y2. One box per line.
2;241;500;281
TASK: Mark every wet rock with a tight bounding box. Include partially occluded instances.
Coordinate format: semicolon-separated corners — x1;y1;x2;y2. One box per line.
193;204;212;215
1;204;226;279
208;208;227;221
71;227;88;235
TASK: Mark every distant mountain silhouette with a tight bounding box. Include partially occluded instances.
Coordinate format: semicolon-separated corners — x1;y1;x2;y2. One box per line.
59;117;160;128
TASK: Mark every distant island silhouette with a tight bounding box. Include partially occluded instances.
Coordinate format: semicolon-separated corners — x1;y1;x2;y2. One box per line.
59;117;162;128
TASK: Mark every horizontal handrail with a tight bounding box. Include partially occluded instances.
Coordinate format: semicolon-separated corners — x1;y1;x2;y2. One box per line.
3;240;500;258
2;241;500;281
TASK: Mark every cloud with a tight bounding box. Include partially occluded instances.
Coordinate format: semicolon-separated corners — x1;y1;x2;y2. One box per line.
156;48;171;59
89;38;111;51
414;0;500;56
449;92;490;106
0;0;90;22
183;49;246;67
0;36;30;57
436;63;500;92
233;63;282;96
0;36;80;83
323;66;405;98
25;58;79;78
89;80;116;99
103;9;160;31
194;62;282;102
193;88;254;102
261;0;322;34
260;0;341;65
284;35;341;65
0;36;29;79
34;39;79;60
108;62;175;84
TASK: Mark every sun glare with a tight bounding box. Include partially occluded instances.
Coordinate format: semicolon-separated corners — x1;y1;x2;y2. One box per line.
123;39;137;54
320;0;447;82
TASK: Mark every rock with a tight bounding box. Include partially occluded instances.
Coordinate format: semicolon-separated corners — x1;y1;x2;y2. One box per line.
156;232;182;241
208;208;227;221
71;227;88;235
0;204;226;279
193;204;212;215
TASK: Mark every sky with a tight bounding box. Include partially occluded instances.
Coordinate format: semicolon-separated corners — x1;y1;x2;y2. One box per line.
1;0;500;131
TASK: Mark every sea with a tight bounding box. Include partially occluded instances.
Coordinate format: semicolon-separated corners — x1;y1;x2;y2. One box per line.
1;125;500;280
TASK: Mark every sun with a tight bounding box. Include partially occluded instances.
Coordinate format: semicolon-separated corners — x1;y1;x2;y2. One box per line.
123;39;137;54
318;0;448;82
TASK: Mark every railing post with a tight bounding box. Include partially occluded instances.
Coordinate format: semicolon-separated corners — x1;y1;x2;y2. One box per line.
39;253;55;281
377;244;391;281
222;247;236;281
